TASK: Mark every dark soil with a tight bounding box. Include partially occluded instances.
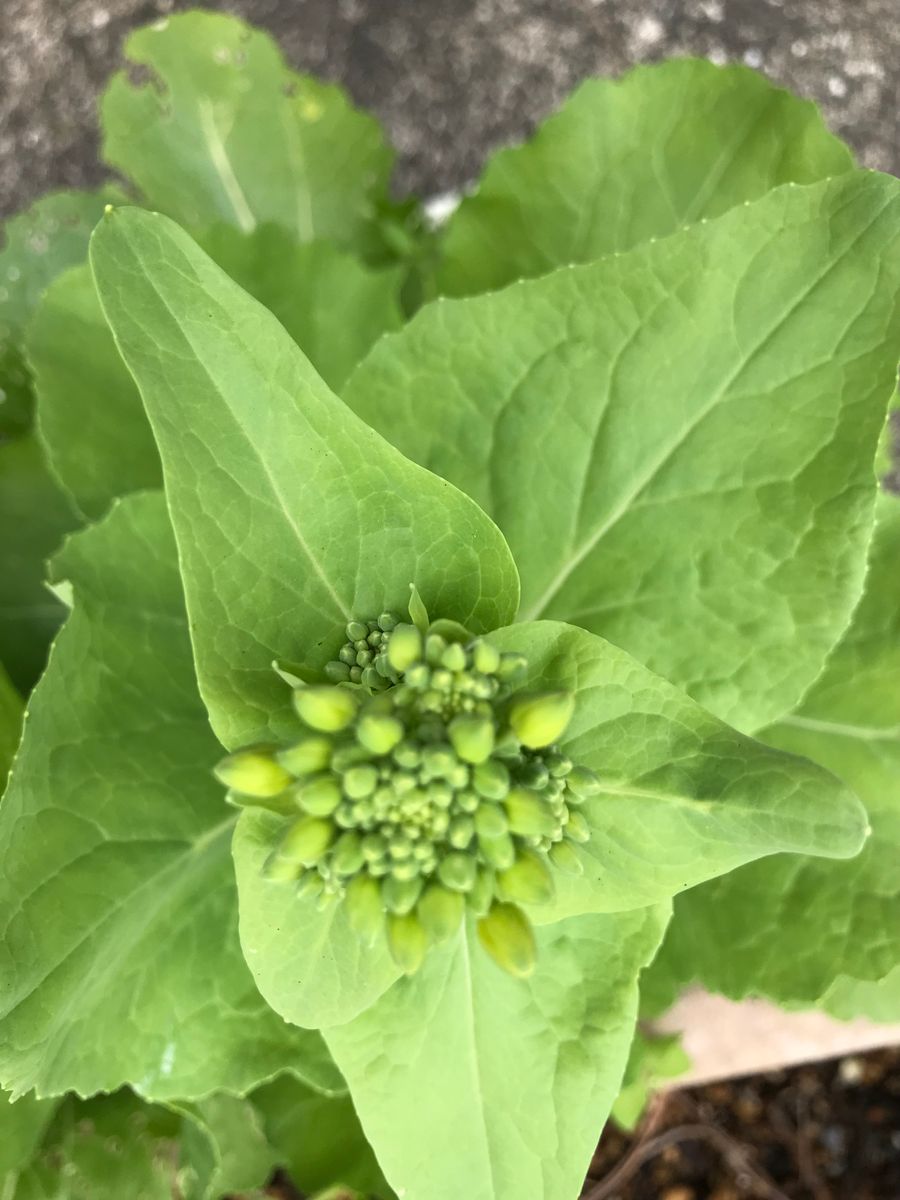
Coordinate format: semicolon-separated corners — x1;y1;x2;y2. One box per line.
584;1047;900;1200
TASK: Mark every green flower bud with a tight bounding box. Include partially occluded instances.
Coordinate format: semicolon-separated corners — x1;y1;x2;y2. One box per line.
275;736;332;777
343;764;379;799
389;835;414;861
545;751;573;779
293;686;358;732
387;912;428;974
454;787;478;812
422;745;458;778
382;874;423;915
448;815;475;849
339;645;358;667
438;851;477;893
378;612;398;632
504;787;558;838
214;746;292;798
356;713;404;755
345;874;384;944
428;781;454;809
497;653;527;681
331;831;366;875
477;902;536;978
418;884;465;941
548;839;583;875
468;866;495;916
391;858;421;882
508;691;575;748
477;830;516;870
448;714;495;764
298;872;326;901
517;760;549;790
295;775;342;817
441;642;467;672
330;743;372;772
404;663;430;689
346;620;369;642
279;816;334;866
472;759;510;800
497;850;555;905
393;743;421;770
474;802;508;840
425;634;447;666
324;661;352;684
334;802;356;828
471;639;501;675
362;832;389;862
565;810;591;843
263;850;304;883
565;765;602;798
386;623;423;673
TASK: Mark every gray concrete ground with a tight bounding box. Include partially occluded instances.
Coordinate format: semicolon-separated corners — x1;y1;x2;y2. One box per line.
1;0;897;218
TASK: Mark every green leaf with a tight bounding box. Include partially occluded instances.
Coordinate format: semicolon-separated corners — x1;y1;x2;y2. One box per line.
611;1033;690;1131
0;662;23;786
89;207;520;751
0;491;340;1101
198;224;405;391
644;492;900;1008
0;190;115;435
324;907;668;1200
822;964;900;1022
252;1073;392;1198
0;1090;57;1182
173;1093;279;1200
486;621;866;919
0;433;78;694
233;809;401;1029
347;172;900;733
438;59;853;296
101;11;392;250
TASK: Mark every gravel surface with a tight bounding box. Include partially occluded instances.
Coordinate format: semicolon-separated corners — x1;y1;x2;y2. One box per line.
1;0;898;219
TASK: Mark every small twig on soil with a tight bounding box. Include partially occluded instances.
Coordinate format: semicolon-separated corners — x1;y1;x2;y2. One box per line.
582;1120;793;1200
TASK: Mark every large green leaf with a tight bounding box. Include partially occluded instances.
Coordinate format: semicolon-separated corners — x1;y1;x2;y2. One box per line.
101;11;393;250
347;172;900;733
822;964;900;1022
643;492;900;1008
0;491;339;1101
324;907;668;1200
0;190;114;435
486;621;865;918
0;1091;56;1184
0;662;22;786
173;1093;279;1200
438;59;853;296
0;434;77;694
89;207;520;751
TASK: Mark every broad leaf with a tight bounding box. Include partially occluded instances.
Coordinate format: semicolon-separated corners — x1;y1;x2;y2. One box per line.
0;662;22;785
324;907;668;1200
643;492;900;1007
486;621;866;918
0;491;340;1101
90;207;520;751
822;964;900;1023
0;434;77;693
101;11;392;251
174;1093;279;1200
438;59;853;296
0;1091;56;1183
347;172;900;733
0;190;114;435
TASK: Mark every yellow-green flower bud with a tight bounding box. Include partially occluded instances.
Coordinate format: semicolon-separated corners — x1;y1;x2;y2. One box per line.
438;851;477;892
468;866;495;916
356;713;404;755
386;623;423;673
565;765;602;798
548;839;583;875
263;850;305;883
417;884;465;941
295;775;342;817
497;652;527;681
448;714;495;764
382;874;423;915
275;736;332;777
474;802;508;839
472;759;510;800
293;686;358;732
441;642;467;672
497;850;555;905
508;691;574;748
346;620;369;642
324;661;352;684
448;815;475;849
565;810;590;843
387;912;428;974
504;787;558;838
477;902;536;978
279;816;334;866
343;764;378;799
471;639;501;675
214;746;292;798
345;874;384;944
328;831;364;875
478;831;516;870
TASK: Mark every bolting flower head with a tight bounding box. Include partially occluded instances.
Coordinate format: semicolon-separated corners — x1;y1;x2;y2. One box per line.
215;599;602;978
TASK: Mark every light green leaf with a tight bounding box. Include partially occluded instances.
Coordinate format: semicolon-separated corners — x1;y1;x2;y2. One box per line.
611;1033;689;1131
0;190;115;435
252;1073;391;1198
822;964;900;1023
0;434;77;694
0;491;340;1102
233;809;401;1029
0;1090;57;1183
173;1093;279;1200
644;492;900;1008
438;59;853;296
487;621;866;918
347;172;900;733
324;907;668;1200
101;11;392;250
89;207;519;751
0;662;23;786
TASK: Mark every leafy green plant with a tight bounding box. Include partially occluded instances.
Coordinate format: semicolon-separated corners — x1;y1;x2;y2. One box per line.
1;10;898;1200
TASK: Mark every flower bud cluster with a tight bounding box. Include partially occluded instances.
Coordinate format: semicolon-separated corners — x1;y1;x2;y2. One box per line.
215;614;600;978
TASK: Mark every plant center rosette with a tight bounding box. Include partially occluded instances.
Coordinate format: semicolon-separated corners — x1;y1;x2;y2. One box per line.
214;597;600;978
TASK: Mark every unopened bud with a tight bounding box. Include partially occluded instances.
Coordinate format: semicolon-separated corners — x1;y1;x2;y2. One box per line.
468;866;495;916
504;787;558;838
418;884;465;941
441;642;467;672
356;713;404;755
386;624;422;673
295;775;342;817
293;686;358;732
387;912;428;974
263;850;304;883
565;766;602;798
331;831;366;875
498;850;555;905
448;815;475;849
279;816;334;865
508;691;575;748
548;840;583;875
324;661;352;683
346;621;369;642
438;851;477;893
275;737;331;777
474;802;508;839
382;874;424;915
478;830;516;870
214;747;292;798
497;653;527;681
477;903;536;978
471;639;501;675
472;759;510;800
448;714;495;764
565;810;591;843
343;764;378;799
345;875;384;944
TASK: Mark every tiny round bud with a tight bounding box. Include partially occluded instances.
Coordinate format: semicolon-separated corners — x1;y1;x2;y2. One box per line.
477;903;536;978
378;612;398;632
293;686;358;732
425;634;447;665
279;816;334;866
386;624;423;673
441;642;467;672
448;815;475;849
296;775;342;817
362;833;388;862
474;803;508;840
497;850;555;905
438;851;477;893
346;874;384;944
565;766;602;798
545;751;573;779
472;759;510;800
276;736;332;777
382;874;424;915
324;661;352;684
504;787;558;838
331;831;366;875
346;621;369;642
448;714;495;764
508;691;575;749
214;747;292;798
357;714;404;755
477;831;516;871
418;884;465;941
387;912;428;974
343;764;379;800
471;639;501;675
